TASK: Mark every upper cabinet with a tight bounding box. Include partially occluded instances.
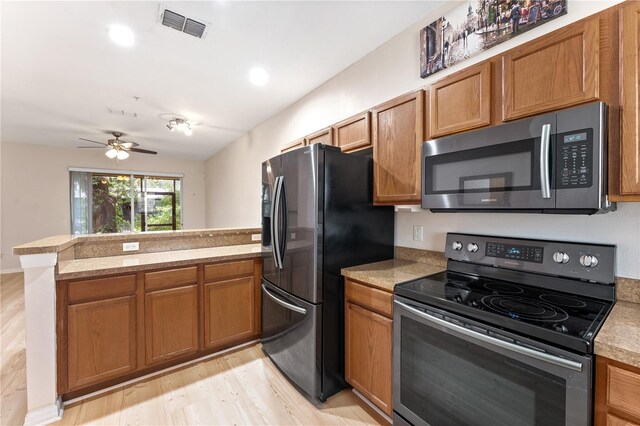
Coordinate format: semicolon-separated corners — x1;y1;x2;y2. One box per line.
616;1;640;199
428;61;492;138
333;111;371;153
372;90;425;205
502;16;602;121
305;127;334;146
281;138;305;153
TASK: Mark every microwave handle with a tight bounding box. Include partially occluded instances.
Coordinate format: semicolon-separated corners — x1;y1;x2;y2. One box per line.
540;124;552;199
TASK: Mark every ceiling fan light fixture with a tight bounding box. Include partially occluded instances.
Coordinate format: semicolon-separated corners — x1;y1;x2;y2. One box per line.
116;150;130;160
105;148;118;159
167;118;192;135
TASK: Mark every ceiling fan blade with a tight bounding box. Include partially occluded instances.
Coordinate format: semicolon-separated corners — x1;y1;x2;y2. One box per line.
128;147;157;155
120;141;139;149
78;138;107;146
77;146;106;149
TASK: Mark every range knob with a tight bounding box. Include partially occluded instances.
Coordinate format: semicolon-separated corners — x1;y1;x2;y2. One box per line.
467;243;479;253
580;254;599;268
452;241;463;251
553;252;570;264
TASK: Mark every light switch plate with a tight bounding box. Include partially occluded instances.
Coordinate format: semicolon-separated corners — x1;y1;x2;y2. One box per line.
413;225;423;241
123;242;140;252
251;234;261;241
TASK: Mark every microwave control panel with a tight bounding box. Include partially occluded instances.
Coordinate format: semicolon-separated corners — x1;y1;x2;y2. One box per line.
557;129;593;189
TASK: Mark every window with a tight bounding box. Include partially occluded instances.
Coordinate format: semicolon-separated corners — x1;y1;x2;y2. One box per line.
70;169;183;234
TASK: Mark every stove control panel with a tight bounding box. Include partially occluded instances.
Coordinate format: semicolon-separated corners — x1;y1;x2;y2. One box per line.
444;233;615;284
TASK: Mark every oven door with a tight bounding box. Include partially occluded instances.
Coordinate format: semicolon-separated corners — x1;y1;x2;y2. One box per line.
422;112;556;211
393;297;591;426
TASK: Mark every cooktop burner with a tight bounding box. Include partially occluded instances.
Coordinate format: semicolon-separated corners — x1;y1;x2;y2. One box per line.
394;270;612;353
481;295;569;322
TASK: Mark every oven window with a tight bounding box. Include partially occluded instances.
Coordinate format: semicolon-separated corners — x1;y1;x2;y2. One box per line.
425;139;538;194
400;316;566;426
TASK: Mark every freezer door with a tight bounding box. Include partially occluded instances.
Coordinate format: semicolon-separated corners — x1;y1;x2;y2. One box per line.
277;146;321;303
261;156;281;287
260;280;322;398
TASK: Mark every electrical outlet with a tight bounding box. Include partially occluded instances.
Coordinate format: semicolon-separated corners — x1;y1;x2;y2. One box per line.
123;242;140;252
251;234;261;241
413;225;423;241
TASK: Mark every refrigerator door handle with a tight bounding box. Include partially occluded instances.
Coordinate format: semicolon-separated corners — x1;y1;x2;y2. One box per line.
280;176;288;262
273;176;284;269
262;284;307;315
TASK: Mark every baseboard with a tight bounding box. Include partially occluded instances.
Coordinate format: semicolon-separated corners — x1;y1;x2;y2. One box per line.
351;388;393;424
24;397;63;426
63;339;259;406
0;268;23;275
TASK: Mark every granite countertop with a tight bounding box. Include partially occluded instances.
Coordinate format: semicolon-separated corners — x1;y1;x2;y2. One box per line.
57;243;264;280
13;227;261;255
595;300;640;368
341;259;445;292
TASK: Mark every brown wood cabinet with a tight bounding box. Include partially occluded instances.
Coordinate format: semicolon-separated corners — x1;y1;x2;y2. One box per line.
372;90;425;205
595;356;640;426
502;16;602;121
281;138;305;153
58;257;261;399
429;61;492;138
615;1;640;200
145;284;199;365
67;295;137;391
344;278;393;416
332;111;371;152
305;127;334;146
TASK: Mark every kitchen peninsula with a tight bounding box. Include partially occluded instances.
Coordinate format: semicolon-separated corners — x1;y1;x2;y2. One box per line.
13;228;263;425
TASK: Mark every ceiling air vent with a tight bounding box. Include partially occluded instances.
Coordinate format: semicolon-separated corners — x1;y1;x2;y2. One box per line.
159;5;209;39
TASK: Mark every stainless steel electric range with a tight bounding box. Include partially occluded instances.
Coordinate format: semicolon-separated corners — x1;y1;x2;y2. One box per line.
393;233;616;426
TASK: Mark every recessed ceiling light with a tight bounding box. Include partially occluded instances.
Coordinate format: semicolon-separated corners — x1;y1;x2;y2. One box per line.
248;67;269;86
109;25;135;47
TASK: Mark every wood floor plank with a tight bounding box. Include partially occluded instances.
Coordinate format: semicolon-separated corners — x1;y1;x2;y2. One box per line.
1;272;386;426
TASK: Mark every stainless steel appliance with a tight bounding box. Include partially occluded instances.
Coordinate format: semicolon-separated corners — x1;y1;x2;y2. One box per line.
261;144;394;401
422;102;614;214
393;233;615;426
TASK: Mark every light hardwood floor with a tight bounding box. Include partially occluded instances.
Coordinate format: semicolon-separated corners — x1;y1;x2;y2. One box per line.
0;273;387;426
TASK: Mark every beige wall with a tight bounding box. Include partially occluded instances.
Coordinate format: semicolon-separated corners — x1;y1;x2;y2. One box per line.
1;142;206;271
205;0;640;279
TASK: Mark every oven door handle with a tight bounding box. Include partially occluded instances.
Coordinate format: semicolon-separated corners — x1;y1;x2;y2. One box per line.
540;123;552;199
395;300;583;372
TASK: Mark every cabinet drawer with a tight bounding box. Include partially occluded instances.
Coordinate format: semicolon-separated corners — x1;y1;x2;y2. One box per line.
204;260;254;282
68;275;136;304
345;278;393;318
144;266;197;291
608;364;640;419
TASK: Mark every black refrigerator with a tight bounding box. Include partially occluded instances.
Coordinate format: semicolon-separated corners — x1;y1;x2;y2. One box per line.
260;144;394;401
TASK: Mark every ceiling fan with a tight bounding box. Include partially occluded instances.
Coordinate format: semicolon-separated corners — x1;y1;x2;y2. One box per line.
77;131;157;160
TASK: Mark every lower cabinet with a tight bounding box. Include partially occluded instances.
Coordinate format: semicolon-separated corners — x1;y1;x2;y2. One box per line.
344;278;393;416
204;276;256;349
67;295;137;391
595;356;640;426
58;258;260;398
145;285;199;365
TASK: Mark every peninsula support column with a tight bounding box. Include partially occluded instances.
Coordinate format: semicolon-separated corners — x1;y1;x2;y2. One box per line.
19;253;63;425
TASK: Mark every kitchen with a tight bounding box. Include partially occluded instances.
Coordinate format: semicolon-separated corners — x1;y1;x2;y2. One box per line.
2;1;640;425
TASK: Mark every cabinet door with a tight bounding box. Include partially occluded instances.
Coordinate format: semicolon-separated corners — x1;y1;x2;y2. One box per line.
333;112;371;152
67;296;137;390
619;1;640;196
345;302;392;416
145;285;198;365
282;138;305;153
305;127;334;146
502;16;600;121
204;276;255;349
429;61;491;138
372;90;425;205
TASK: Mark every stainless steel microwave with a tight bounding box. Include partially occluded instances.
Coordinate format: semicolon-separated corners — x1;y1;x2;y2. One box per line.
421;102;614;214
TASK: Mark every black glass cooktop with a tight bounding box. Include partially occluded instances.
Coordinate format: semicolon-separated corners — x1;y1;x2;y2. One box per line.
395;271;613;353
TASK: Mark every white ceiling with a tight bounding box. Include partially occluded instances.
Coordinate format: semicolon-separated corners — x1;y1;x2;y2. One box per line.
1;1;445;160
